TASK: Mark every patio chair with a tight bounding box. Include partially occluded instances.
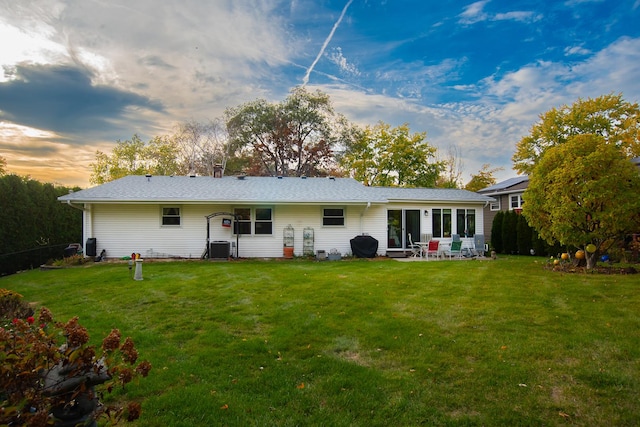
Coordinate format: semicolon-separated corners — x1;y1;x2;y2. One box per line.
447;240;463;259
407;233;422;258
473;234;486;257
425;240;440;260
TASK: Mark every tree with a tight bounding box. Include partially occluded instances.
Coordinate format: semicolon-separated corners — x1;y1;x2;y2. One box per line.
501;210;518;255
516;213;532;255
171;119;230;176
436;145;463;188
523;134;640;269
90;134;180;185
464;164;503;192
0;175;81;275
90;135;148;185
339;121;444;187
146;135;182;176
513;93;640;175
0;155;6;175
491;211;504;253
226;87;348;177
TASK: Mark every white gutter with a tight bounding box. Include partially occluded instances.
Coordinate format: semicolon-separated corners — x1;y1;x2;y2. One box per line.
66;200;87;211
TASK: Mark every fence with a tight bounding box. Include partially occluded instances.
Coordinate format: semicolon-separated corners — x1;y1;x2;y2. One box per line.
0;244;69;276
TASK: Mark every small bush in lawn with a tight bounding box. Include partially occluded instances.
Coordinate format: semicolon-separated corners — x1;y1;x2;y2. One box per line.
0;289;151;426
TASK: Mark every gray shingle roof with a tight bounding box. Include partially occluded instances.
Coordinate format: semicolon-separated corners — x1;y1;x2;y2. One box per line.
372;186;494;202
58;175;494;204
478;176;529;193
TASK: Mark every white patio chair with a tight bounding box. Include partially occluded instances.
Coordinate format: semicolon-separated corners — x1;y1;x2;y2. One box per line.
407;233;422;258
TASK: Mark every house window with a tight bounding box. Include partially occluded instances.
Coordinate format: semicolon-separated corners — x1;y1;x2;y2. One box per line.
233;208;251;235
456;209;476;237
490;198;501;211
323;207;345;226
233;207;273;235
432;208;452;238
510;194;524;210
254;208;273;235
161;207;181;226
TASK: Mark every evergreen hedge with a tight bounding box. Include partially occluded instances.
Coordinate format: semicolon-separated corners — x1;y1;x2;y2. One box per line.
0;175;82;275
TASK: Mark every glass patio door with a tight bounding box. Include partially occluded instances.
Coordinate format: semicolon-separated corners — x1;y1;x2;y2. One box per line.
387;209;420;249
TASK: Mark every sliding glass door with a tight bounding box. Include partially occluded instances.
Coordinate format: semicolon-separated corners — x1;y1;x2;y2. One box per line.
387;209;421;249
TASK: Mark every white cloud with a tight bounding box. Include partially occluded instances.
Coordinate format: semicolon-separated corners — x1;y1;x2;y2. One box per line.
564;45;592;56
327;47;360;77
319;35;640;182
458;1;543;25
2;0;298;120
493;11;543;23
458;0;490;24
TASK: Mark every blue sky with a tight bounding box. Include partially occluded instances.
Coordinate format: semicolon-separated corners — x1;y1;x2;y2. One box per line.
1;0;639;187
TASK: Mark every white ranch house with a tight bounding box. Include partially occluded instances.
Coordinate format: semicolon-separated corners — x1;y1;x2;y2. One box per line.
58;175;494;259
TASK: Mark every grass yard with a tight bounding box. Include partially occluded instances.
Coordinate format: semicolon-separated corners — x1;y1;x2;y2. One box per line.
2;256;639;426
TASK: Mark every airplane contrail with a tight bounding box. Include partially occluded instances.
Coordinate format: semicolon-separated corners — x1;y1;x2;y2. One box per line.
301;0;354;86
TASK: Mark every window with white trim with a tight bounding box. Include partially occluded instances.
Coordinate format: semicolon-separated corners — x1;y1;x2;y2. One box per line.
254;208;273;235
161;207;181;226
323;207;345;226
490;198;501;211
432;208;452;238
233;208;251;235
510;194;524;210
233;207;273;235
456;209;476;237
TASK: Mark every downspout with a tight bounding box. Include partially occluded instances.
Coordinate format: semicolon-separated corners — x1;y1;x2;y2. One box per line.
66;201;89;251
360;202;371;235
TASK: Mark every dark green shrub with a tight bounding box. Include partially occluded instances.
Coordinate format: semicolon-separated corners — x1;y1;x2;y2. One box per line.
501;210;518;254
491;211;504;253
517;213;532;255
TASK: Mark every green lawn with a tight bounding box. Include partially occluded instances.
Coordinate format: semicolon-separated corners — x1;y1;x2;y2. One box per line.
2;257;639;426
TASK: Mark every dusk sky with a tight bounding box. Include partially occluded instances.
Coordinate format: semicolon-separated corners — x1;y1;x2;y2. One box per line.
1;0;639;188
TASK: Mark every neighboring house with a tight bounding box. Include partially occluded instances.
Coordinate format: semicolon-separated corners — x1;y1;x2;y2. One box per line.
477;158;640;247
477;176;529;239
58;175;494;259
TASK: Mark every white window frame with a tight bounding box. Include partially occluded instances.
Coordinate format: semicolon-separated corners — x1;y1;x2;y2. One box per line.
432;208;452;238
233;207;274;236
161;206;181;227
322;207;346;227
254;207;273;235
490;198;501;211
510;194;524;210
456;209;476;237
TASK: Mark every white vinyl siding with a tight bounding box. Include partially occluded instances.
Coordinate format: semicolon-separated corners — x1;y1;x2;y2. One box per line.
83;202;484;259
